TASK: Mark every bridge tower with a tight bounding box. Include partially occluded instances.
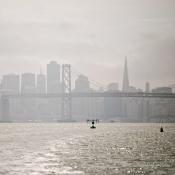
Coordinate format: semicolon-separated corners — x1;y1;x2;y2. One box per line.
61;64;72;121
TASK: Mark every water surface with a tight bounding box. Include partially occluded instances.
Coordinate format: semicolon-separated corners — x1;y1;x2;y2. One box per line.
0;123;174;175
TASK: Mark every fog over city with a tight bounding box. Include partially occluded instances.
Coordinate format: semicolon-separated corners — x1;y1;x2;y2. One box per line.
0;0;175;123
1;2;175;174
0;0;175;89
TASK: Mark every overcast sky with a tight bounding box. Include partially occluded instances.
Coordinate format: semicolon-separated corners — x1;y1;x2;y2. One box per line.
0;0;175;90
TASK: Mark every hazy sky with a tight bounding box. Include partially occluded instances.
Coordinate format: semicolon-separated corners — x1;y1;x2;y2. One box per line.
0;0;175;90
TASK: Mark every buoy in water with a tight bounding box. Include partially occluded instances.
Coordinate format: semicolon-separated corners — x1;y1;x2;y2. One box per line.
90;120;96;129
90;126;96;129
160;126;164;132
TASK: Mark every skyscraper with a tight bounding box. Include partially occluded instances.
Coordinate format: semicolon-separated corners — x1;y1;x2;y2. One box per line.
145;82;150;93
122;57;130;92
37;74;46;94
47;61;61;93
2;74;20;94
21;73;35;94
74;75;90;92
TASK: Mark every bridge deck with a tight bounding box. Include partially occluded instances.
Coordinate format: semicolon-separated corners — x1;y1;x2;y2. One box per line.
1;92;175;98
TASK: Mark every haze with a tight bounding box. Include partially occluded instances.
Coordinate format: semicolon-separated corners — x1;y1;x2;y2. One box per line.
0;0;175;89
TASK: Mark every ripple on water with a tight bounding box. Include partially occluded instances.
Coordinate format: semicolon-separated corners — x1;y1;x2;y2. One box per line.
0;123;175;175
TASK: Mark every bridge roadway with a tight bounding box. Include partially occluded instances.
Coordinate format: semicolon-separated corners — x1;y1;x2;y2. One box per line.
1;92;175;98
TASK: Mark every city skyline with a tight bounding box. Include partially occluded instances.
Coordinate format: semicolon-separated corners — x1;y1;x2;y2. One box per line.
0;62;174;123
0;60;173;93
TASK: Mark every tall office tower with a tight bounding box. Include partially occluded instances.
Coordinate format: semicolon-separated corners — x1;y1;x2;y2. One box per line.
21;73;36;94
37;74;46;93
47;61;61;93
74;75;90;92
2;74;20;94
122;57;130;92
73;75;90;121
145;82;150;93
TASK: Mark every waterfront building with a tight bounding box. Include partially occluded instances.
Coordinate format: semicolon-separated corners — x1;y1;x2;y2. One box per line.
47;61;61;93
21;73;35;94
152;87;172;93
74;75;90;92
37;74;46;94
2;74;20;94
145;82;150;93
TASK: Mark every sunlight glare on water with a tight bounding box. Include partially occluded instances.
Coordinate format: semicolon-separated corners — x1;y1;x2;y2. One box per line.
0;123;174;175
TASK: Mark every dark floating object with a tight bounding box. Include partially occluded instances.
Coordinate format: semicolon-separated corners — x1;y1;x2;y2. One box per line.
90;120;96;129
160;126;164;132
87;119;99;129
90;125;96;129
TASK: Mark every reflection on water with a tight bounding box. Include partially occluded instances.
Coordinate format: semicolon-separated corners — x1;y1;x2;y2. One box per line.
0;123;174;175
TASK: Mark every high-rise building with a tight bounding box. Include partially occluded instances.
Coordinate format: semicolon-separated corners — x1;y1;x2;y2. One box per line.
47;61;61;93
105;82;122;120
2;74;20;94
145;82;150;93
122;57;130;92
37;74;46;93
171;84;175;93
21;73;35;94
74;75;90;92
72;75;90;120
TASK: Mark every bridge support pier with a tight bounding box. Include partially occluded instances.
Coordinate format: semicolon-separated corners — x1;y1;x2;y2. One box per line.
61;64;72;121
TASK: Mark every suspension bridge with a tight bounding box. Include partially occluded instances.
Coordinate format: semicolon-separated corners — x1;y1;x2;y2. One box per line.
1;64;175;121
